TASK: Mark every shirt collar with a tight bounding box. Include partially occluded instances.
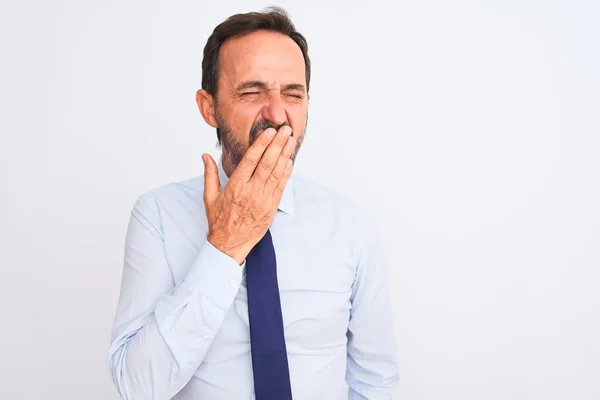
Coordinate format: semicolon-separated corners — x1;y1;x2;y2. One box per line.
216;152;295;217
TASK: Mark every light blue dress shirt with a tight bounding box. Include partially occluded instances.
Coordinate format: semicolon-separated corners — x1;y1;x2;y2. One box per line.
107;154;399;399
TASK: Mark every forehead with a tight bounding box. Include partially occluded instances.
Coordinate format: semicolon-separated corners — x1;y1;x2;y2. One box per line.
218;30;306;87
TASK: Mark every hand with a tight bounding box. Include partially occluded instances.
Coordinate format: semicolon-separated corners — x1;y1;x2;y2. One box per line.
201;125;296;265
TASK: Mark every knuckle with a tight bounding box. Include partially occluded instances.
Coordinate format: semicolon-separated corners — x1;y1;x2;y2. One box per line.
230;188;246;206
260;159;274;171
270;170;282;181
245;154;260;165
229;183;241;196
239;190;251;203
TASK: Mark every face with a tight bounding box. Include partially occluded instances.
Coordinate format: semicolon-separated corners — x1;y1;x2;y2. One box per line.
197;30;309;176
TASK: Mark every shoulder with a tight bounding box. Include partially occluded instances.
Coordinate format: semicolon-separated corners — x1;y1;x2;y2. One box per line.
137;175;204;202
129;175;206;217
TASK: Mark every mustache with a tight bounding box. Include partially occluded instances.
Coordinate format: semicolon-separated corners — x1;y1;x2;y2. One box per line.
249;120;290;144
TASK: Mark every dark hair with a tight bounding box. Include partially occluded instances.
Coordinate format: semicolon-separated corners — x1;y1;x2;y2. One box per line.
201;6;311;100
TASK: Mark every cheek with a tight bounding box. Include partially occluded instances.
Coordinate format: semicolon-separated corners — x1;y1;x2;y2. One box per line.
228;105;261;134
288;107;308;134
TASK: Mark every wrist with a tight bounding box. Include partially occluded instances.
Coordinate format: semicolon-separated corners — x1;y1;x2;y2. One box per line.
207;233;246;265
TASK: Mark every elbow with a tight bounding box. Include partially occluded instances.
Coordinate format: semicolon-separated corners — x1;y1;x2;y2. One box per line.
107;343;131;400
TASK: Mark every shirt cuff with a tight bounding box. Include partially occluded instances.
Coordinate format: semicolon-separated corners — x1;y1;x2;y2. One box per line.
177;240;244;310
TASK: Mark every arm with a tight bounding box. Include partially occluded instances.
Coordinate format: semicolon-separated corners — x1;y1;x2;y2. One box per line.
107;195;243;400
346;213;400;399
107;125;294;399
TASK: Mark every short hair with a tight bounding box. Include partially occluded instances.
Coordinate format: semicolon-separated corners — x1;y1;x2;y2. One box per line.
201;6;311;100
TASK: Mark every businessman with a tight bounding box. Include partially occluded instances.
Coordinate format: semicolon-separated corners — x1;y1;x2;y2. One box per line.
108;6;399;399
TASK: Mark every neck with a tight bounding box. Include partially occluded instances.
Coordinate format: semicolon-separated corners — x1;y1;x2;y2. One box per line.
221;151;235;179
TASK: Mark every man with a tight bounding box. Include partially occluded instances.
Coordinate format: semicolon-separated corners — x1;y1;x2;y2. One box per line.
107;6;399;400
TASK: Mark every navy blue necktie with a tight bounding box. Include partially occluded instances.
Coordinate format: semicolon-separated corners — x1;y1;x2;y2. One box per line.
245;229;293;399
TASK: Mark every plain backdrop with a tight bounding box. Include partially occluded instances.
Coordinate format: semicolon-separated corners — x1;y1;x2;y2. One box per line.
1;0;599;399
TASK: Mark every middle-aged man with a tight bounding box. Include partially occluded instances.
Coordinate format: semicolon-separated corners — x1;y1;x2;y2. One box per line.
107;6;399;400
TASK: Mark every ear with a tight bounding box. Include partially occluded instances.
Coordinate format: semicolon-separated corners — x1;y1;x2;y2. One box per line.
196;89;218;128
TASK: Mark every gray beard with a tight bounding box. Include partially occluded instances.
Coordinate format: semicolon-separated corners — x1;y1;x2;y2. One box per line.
215;111;305;177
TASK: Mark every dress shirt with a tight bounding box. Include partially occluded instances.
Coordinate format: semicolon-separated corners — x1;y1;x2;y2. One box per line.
107;153;399;399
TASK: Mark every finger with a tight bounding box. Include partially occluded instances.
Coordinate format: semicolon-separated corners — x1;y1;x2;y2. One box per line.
264;135;296;194
231;127;277;181
251;125;293;183
202;153;221;206
272;158;294;200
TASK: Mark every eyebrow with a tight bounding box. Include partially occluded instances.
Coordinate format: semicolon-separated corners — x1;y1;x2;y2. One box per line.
236;80;306;93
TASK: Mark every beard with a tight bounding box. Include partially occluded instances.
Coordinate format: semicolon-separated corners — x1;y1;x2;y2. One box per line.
215;108;306;175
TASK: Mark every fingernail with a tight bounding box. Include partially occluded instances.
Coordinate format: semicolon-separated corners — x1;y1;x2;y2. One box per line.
282;126;292;136
265;128;276;138
286;136;296;148
202;154;207;164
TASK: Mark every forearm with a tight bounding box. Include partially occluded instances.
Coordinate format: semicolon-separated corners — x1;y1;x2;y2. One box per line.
108;303;216;400
348;386;393;400
108;241;243;400
108;295;228;399
347;364;397;399
346;333;398;400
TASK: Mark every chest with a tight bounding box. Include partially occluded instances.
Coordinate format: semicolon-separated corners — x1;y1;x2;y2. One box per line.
165;215;359;356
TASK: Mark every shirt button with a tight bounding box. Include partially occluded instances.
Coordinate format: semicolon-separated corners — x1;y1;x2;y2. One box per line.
202;332;210;339
228;279;237;288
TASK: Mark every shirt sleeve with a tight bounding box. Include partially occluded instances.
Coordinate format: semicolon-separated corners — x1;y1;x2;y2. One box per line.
107;195;244;400
346;212;400;399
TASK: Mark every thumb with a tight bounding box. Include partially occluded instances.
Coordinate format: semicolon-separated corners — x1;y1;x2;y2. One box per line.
202;154;221;206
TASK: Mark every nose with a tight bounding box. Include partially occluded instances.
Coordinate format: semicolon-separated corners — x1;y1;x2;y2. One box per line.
261;91;287;127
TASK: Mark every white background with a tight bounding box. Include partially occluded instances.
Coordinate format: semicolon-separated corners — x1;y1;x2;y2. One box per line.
1;0;599;399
